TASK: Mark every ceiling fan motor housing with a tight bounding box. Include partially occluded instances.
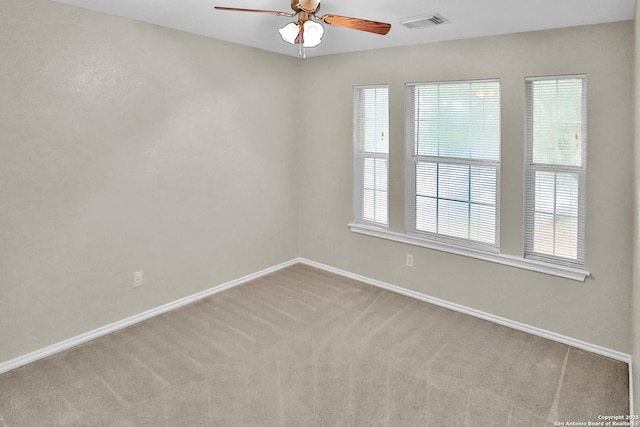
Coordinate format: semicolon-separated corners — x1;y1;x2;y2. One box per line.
292;0;320;13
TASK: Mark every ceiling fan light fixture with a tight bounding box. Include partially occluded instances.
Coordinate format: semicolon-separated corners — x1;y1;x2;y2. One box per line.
217;1;391;54
278;22;300;44
302;20;324;47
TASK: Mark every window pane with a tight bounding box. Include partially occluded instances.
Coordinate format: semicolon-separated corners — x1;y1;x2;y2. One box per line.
531;78;583;166
362;88;389;154
373;190;388;225
363;158;375;190
415;87;439;157
533;212;555;255
534;171;555;214
414;81;500;161
470;204;496;244
438;163;469;201
414;162;498;245
416;162;437;197
416;196;437;233
362;189;374;222
556;173;578;217
531;171;580;259
555;217;578;259
362;157;387;225
470;166;496;205
438;199;469;239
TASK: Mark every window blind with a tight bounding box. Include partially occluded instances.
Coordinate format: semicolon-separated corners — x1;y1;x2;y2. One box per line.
353;85;389;227
406;80;500;251
524;76;586;268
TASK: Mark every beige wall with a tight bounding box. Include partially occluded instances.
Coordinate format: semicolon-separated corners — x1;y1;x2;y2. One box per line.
299;22;634;353
0;0;299;363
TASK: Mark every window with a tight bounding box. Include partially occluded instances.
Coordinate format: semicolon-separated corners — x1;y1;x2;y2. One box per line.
353;85;389;227
405;80;500;251
524;76;586;268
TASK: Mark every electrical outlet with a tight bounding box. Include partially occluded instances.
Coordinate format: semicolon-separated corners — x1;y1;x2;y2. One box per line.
406;254;413;267
134;271;143;288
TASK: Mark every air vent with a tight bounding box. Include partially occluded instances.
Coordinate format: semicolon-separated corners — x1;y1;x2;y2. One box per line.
398;14;448;29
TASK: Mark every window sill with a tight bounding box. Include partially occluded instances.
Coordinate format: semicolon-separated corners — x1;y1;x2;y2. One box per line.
348;222;590;282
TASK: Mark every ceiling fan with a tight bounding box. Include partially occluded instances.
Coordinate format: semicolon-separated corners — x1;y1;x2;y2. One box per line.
215;0;391;56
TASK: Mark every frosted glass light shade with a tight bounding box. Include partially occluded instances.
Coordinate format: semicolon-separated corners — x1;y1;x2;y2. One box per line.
278;22;300;44
302;20;324;48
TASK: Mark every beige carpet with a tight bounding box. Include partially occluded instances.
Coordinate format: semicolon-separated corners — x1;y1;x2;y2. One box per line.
0;264;629;426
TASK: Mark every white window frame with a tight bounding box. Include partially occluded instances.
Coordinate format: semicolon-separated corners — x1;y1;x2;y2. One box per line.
348;78;590;282
524;75;587;269
405;79;501;253
353;85;389;228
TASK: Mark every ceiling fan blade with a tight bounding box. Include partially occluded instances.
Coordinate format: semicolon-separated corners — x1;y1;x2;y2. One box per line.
215;7;295;17
320;14;391;35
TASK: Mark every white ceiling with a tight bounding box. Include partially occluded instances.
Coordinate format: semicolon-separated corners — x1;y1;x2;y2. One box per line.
52;0;635;58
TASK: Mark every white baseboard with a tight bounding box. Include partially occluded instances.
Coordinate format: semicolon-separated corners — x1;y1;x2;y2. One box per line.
0;258;299;376
298;257;632;364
